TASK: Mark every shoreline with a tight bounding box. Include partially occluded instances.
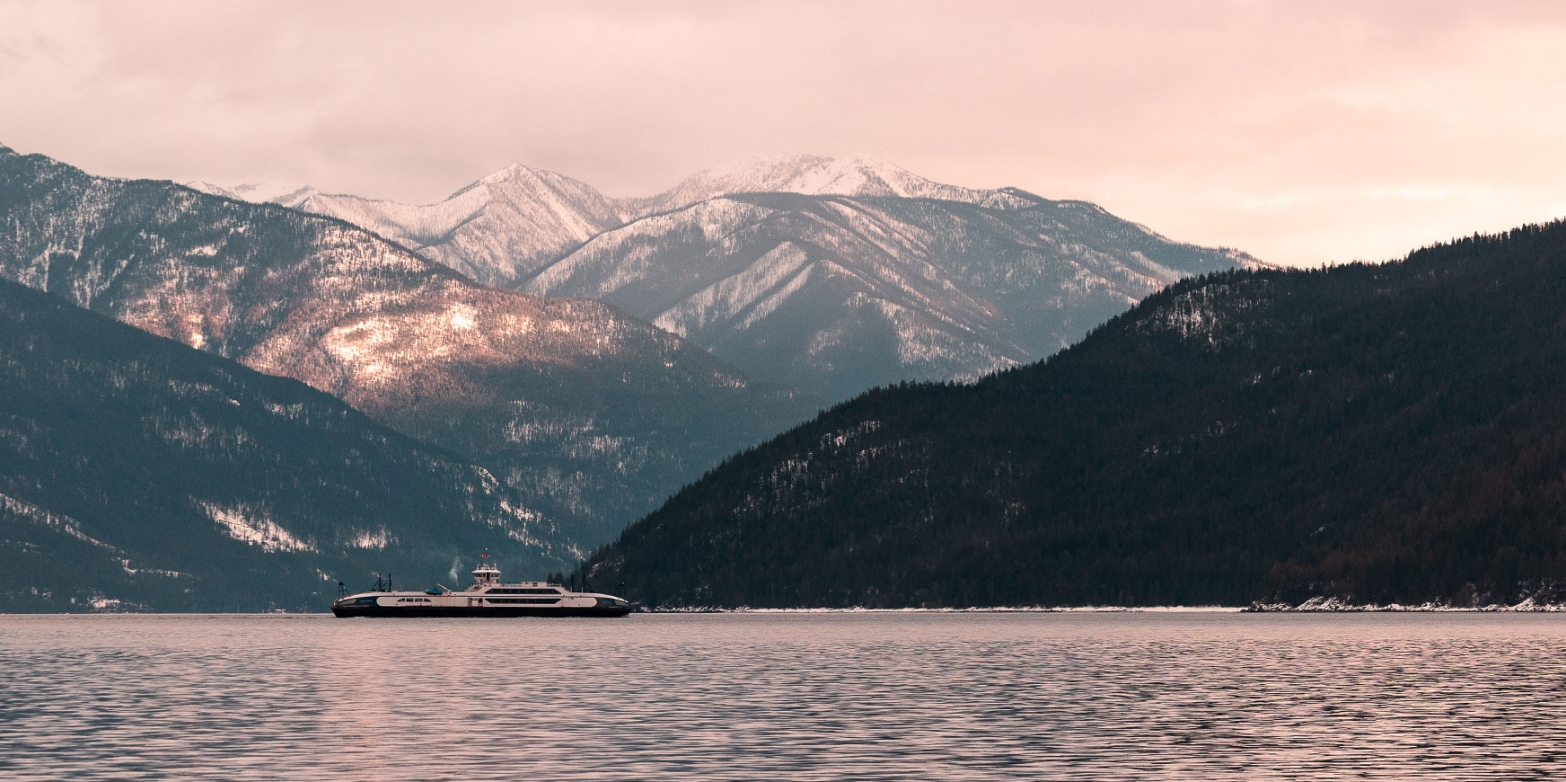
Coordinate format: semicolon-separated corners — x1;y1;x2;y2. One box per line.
8;600;1566;616
638;601;1566;614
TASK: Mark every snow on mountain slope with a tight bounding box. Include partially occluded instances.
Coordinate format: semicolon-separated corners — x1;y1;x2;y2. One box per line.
4;146;818;546
186;180;320;208
619;154;1017;217
190;164;627;287
524;189;1261;401
189;154;1265;401
299;165;628;287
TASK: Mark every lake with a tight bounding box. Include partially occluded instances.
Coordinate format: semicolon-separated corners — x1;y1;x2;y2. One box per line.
1;611;1562;780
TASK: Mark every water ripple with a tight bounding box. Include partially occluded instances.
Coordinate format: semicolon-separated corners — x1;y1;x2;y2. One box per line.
1;613;1563;780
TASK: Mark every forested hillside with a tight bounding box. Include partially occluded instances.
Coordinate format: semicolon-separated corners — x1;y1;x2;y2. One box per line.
585;222;1566;608
0;280;568;612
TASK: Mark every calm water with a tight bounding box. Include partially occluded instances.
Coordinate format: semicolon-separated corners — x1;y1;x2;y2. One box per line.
2;612;1564;780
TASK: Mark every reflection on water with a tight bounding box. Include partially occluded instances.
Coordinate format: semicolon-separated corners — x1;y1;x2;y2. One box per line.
1;612;1563;780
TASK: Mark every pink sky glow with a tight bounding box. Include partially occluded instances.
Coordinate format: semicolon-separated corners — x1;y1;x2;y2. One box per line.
2;0;1564;267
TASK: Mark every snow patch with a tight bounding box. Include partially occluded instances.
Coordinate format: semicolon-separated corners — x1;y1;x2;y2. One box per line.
821;420;882;450
654;242;813;336
199;501;316;553
350;528;395;550
447;303;477;331
0;492;119;551
264;401;307;420
120;559;185;578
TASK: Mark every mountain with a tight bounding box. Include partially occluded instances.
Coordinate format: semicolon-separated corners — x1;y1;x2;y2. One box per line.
187;181;320;208
0;146;819;547
617;155;996;216
0;279;568;612
524;180;1259;401
199;156;1259;401
583;221;1566;609
191;165;627;288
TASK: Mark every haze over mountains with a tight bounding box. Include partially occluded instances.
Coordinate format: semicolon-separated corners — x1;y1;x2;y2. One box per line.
584;222;1566;609
202;154;1262;400
1;146;818;549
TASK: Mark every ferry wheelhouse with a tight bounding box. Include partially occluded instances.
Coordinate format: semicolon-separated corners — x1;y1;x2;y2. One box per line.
331;552;632;618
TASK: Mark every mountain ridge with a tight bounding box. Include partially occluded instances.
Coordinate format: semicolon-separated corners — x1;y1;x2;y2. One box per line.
523;189;1259;400
617;154;1015;216
192;164;627;288
1;145;819;548
183;152;1263;401
581;220;1566;609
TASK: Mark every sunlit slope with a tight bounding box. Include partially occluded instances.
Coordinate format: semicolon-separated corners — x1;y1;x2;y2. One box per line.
0;146;819;547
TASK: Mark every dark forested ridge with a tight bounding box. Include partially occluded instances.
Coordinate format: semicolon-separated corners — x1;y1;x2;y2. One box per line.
584;221;1566;608
0;280;569;612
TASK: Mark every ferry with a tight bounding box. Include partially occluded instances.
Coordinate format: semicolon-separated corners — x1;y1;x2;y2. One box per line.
331;552;633;618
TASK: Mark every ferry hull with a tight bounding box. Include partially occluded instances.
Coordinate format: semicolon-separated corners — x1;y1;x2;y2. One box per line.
333;552;632;617
331;604;633;618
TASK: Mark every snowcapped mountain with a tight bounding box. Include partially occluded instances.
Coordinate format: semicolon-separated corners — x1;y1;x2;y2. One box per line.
618;155;999;216
186;180;320;208
194;153;1263;400
523;186;1261;401
191;165;626;288
3;146;818;547
0;277;570;612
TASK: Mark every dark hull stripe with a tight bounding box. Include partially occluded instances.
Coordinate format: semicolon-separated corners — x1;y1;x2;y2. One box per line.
331;605;633;618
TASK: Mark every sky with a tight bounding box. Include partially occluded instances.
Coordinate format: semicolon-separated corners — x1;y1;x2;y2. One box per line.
2;0;1564;267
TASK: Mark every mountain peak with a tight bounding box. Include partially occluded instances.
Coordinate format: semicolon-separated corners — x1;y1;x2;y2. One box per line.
452;163;553;197
626;154;1001;217
259;163;627;286
184;181;319;208
476;163;544;186
701;153;904;183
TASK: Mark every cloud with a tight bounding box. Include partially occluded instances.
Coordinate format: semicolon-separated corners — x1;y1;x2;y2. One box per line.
2;0;1564;266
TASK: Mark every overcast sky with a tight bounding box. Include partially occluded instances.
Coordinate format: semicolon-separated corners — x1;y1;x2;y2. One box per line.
3;0;1564;266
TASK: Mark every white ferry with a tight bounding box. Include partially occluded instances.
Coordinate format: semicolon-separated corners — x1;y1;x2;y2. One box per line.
331;552;633;618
